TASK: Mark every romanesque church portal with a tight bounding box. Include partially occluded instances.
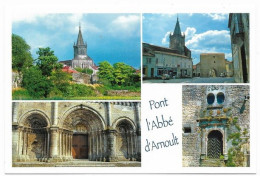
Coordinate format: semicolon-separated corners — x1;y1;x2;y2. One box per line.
12;102;141;164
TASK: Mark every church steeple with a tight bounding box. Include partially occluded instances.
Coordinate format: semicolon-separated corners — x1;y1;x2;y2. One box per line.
73;24;87;59
173;16;182;35
169;16;185;55
76;23;85;45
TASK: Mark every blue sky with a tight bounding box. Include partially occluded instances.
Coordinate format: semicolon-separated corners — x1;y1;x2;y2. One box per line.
12;13;141;68
143;13;232;64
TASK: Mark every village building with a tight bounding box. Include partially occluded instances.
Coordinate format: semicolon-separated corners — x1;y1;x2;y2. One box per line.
182;85;250;167
200;53;227;77
59;25;98;76
142;18;192;79
228;13;249;83
12;102;141;166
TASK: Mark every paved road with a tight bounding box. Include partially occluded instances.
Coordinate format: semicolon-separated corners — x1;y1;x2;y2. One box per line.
143;77;235;83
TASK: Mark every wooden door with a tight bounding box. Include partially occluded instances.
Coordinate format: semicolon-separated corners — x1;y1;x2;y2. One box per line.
72;134;88;159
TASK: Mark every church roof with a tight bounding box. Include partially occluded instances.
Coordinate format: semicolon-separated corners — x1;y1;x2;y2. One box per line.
173;17;182;35
76;25;85;46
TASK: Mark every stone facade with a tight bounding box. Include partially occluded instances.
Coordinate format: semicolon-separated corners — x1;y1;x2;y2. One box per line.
143;17;192;79
12;102;141;165
228;13;249;83
200;53;226;77
182;85;250;167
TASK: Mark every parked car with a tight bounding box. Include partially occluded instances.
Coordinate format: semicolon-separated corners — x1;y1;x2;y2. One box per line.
162;74;170;80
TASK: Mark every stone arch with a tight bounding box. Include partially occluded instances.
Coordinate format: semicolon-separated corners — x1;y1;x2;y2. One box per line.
18;110;51;127
59;104;106;131
112;117;136;131
59;104;106;160
114;117;137;161
207;130;223;159
18;110;50;161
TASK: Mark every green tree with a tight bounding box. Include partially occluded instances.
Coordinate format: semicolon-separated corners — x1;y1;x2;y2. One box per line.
22;66;53;98
83;68;93;75
12;34;33;72
113;62;134;86
36;47;62;76
50;69;72;95
98;61;114;85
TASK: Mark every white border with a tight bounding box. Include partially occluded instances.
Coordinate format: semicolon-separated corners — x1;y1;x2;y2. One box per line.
1;0;260;174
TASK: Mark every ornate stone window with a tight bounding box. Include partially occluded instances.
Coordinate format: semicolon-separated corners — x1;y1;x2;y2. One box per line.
217;92;225;104
207;93;215;105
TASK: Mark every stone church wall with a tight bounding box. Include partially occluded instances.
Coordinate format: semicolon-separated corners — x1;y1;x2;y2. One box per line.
12;101;141;164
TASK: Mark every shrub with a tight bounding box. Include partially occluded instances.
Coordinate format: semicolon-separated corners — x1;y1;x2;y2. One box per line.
12;88;31;99
22;66;53;98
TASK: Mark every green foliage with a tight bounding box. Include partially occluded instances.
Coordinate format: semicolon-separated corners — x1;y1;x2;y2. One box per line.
98;61;114;83
36;47;62;76
98;61;140;89
74;67;93;75
22;66;53;98
65;84;95;97
219;155;225;160
50;69;72;93
12;34;33;72
12;88;31;100
226;118;246;167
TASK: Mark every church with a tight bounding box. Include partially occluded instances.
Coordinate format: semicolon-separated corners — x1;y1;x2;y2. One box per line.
143;17;193;79
12;102;141;166
59;25;98;75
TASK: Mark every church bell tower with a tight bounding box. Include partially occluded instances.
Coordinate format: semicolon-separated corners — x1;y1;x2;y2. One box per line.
73;24;87;59
169;17;185;55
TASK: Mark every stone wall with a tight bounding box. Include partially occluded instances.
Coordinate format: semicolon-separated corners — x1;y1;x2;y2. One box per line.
12;71;22;88
12;102;141;163
72;72;91;84
200;53;226;77
182;85;250;167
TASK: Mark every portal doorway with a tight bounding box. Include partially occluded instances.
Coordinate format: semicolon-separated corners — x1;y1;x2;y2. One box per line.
72;134;88;159
207;130;223;158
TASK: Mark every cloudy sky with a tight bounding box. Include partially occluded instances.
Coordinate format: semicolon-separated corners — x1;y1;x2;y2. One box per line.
12;13;141;68
142;13;232;64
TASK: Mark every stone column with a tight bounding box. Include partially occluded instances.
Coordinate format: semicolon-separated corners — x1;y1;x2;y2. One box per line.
47;129;50;158
130;131;134;161
12;102;19;123
18;127;24;155
65;133;68;157
23;128;28;156
134;102;141;132
105;102;111;126
51;102;58;126
201;128;206;159
92;131;97;161
126;131;131;159
136;130;141;161
133;132;137;160
49;127;60;160
99;131;103;161
62;132;65;157
12;124;19;161
106;129;117;162
89;133;92;160
224;127;228;160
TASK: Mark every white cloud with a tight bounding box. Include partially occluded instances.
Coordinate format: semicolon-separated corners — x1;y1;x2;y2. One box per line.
108;15;140;38
184;27;196;40
204;13;228;21
186;30;230;48
161;31;171;45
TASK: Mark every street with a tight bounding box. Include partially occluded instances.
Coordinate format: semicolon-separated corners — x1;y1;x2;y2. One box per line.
143;77;235;83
